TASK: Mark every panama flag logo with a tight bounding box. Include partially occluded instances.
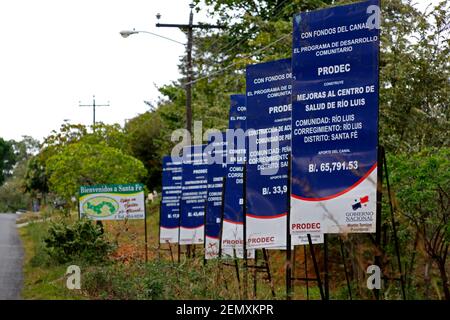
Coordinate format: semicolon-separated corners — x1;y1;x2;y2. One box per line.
352;195;369;210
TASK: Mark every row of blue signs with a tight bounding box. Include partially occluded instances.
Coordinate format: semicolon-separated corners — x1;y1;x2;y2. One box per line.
160;0;380;256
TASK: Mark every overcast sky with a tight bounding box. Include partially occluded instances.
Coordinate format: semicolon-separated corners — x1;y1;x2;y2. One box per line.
0;1;438;142
0;0;212;142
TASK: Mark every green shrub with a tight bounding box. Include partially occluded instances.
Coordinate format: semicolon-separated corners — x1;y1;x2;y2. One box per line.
0;177;31;212
43;219;115;264
82;258;237;300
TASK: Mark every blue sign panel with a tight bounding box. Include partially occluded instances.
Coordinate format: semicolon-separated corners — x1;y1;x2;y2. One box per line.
290;0;380;235
204;132;227;259
180;145;207;244
245;58;292;249
160;156;182;243
222;94;247;251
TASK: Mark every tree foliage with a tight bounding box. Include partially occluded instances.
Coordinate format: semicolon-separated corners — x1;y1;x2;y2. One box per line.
46;141;147;202
380;0;450;152
0;137;15;186
0;162;30;212
0;136;39;211
124;111;164;190
24;123;133;197
389;147;450;299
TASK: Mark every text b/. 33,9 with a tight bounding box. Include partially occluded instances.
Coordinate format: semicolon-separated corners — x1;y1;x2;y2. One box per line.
262;185;288;195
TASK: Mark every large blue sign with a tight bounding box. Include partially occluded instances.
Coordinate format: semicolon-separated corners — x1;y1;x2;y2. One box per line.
245;58;292;249
222;94;247;252
204;133;227;259
180;145;207;244
160;156;182;243
290;0;380;235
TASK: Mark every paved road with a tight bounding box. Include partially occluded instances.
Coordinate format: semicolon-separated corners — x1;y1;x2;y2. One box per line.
0;214;23;300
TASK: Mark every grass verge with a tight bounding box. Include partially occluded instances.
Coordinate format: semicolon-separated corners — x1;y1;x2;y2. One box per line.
19;219;85;299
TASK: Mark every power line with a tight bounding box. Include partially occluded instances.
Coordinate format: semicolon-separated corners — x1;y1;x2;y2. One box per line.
185;32;292;86
220;1;295;56
206;0;293;57
188;1;296;84
155;4;224;135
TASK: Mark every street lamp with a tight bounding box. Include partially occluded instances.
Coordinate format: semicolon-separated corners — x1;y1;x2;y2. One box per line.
119;29;185;45
119;30;138;38
121;5;223;136
120;27;188;133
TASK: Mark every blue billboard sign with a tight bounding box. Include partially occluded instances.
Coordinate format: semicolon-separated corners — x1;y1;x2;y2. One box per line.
221;94;247;254
245;58;292;249
160;156;182;243
290;0;380;235
204;133;227;259
180;145;208;244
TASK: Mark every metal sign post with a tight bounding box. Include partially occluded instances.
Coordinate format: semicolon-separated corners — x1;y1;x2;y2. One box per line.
262;249;276;297
324;234;329;300
286;152;293;300
144;199;148;263
218;176;226;260
382;147;406;299
178;202;182;263
374;146;383;300
203;199;208;265
242;160;248;299
339;237;352;300
158;200;162;261
307;234;325;300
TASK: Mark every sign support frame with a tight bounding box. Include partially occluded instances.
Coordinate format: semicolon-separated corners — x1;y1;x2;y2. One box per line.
218;176;226;259
339;236;352;300
324;234;329;300
203;185;208;265
307;233;325;300
218;175;243;297
382;146;406;299
144;199;148;263
177;202;182;263
243;160;248;299
304;246;309;300
286;152;293;300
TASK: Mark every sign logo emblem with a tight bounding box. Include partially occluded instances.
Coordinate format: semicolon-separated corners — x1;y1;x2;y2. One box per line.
83;196;119;217
352;195;369;210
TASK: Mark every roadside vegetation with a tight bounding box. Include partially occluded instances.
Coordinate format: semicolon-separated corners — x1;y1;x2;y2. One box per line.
19;204;275;300
1;0;448;300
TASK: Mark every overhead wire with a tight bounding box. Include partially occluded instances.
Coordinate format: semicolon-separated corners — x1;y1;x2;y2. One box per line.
189;0;296;85
185;31;292;86
206;0;292;57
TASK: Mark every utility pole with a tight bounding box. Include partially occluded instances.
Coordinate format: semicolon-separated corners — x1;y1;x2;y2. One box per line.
79;95;110;130
156;3;224;135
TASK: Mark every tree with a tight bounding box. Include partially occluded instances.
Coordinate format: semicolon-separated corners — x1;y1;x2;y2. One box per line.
0;161;30;212
124;111;163;190
25;122;131;197
389;148;450;300
0;137;15;186
380;0;450;152
46;141;147;202
10;136;40;164
23;155;49;196
41;122;129;154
